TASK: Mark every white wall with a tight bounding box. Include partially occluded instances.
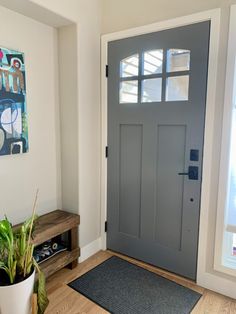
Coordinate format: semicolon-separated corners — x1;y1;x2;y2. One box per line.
29;0;102;250
0;6;61;224
58;24;78;215
102;0;234;33
0;0;102;258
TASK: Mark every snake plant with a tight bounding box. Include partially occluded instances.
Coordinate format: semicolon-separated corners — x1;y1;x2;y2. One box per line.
0;191;49;314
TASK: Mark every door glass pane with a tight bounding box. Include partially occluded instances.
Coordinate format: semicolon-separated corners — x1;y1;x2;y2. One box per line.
143;50;163;75
167;49;190;72
120;80;138;103
166;75;189;101
120;54;139;78
141;78;162;102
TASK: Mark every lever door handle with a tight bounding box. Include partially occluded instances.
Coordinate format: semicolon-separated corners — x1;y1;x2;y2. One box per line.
178;166;198;180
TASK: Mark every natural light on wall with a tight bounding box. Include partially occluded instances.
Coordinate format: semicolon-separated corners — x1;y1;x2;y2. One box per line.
214;4;236;276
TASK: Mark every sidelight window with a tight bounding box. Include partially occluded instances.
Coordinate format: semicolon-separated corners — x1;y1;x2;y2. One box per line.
214;4;236;276
218;103;236;273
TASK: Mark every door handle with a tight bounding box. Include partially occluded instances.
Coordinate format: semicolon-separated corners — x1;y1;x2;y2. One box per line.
178;166;198;180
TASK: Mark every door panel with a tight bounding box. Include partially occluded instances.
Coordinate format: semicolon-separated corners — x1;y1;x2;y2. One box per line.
119;124;142;238
107;21;210;279
155;125;186;250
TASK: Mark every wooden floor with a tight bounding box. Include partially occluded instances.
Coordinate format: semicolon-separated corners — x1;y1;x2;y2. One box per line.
46;250;236;314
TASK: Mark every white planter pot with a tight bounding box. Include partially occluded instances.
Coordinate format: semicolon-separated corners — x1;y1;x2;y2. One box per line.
0;270;35;314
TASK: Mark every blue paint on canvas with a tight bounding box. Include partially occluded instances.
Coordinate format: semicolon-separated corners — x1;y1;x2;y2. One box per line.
0;47;28;156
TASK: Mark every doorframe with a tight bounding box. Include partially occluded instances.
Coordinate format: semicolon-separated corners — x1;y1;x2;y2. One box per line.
101;9;221;285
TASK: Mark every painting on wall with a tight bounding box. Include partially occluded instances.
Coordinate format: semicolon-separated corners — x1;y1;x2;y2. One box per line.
0;47;28;156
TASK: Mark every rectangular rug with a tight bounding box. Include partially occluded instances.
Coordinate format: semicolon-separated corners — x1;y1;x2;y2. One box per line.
68;256;201;314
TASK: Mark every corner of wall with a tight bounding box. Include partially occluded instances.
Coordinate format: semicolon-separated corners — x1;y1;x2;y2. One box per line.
79;237;102;263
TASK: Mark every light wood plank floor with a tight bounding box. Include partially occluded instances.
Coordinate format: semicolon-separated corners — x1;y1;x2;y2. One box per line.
46;250;236;314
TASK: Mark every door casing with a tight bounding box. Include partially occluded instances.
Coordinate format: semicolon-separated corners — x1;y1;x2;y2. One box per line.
101;9;221;286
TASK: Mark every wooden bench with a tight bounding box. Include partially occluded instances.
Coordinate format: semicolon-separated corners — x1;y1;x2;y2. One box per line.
31;209;80;278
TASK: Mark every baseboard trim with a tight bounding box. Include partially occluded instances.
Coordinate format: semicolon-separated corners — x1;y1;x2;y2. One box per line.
79;237;102;263
197;271;236;299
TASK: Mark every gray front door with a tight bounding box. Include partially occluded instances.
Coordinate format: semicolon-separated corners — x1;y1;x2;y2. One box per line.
107;22;210;280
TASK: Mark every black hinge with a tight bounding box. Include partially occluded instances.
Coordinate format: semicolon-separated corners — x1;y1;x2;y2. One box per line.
105;65;109;78
105;221;108;232
105;146;108;158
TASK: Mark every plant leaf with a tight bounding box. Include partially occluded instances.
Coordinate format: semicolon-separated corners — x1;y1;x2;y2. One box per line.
34;270;49;314
0;219;12;244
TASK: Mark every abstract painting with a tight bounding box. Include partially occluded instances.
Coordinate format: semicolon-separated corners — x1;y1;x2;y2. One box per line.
0;47;28;156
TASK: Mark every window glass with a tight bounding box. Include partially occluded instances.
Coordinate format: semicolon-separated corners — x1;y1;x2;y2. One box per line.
120;80;138;103
167;49;190;72
166;75;189;101
222;232;236;270
232;234;236;256
141;78;162;102
226;105;236;230
143;50;163;75
120;54;139;78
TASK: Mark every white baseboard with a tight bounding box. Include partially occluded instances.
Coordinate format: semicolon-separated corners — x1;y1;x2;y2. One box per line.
197;271;236;299
79;237;102;263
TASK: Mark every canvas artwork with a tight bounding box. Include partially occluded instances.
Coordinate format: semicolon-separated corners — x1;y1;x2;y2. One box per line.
0;47;28;156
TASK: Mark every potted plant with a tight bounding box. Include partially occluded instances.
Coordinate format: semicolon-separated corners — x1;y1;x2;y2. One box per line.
0;191;49;314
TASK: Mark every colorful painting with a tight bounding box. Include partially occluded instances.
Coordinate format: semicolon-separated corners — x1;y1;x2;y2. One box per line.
0;47;28;156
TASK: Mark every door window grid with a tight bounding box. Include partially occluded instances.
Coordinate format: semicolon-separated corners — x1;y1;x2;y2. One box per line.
119;49;191;104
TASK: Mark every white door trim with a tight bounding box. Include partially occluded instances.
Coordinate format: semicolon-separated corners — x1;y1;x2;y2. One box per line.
101;8;222;291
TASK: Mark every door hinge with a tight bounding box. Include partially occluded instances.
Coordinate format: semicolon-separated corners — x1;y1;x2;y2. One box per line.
105;221;108;232
106;65;109;78
105;146;108;158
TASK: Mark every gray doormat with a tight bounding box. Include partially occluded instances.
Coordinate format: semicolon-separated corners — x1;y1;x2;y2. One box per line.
68;256;201;314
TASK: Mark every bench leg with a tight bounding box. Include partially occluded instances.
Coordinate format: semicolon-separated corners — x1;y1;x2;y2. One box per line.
68;227;78;269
